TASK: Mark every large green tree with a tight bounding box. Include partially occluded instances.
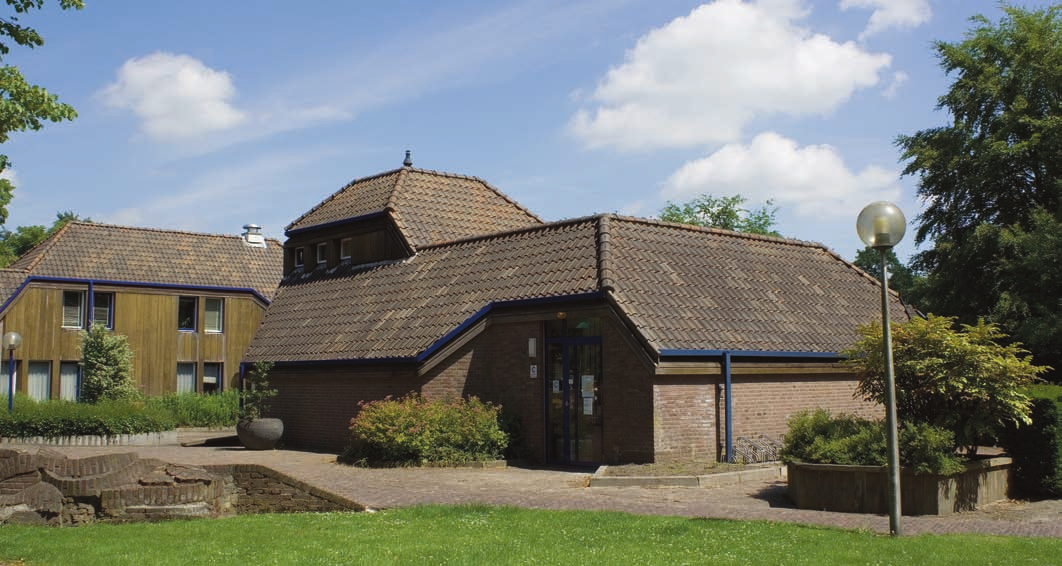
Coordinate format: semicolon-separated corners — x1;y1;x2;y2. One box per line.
0;0;82;225
658;194;780;236
897;5;1062;373
0;209;86;266
851;247;920;305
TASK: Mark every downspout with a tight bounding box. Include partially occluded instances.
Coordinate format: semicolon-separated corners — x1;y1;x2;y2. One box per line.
724;351;733;463
87;280;94;327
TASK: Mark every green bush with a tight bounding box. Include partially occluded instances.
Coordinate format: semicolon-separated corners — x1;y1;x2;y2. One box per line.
781;409;964;475
80;324;139;404
344;393;508;465
1002;398;1062;498
0;395;175;438
144;390;239;427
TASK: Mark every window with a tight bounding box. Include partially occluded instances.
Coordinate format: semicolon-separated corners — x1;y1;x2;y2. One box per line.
92;292;114;329
203;362;222;394
316;242;327;265
60;362;80;401
62;291;84;328
294;247;305;267
178;297;197;331
0;360;15;399
177;363;196;394
340;238;352;260
204;298;223;333
28;361;50;401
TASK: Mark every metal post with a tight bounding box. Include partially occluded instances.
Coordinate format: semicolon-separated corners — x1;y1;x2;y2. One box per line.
880;250;902;536
7;348;14;414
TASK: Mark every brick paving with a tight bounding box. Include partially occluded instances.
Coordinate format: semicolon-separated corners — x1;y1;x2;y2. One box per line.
16;438;1062;538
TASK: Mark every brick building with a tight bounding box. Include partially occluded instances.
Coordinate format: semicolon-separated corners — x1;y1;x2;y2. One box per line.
245;157;910;464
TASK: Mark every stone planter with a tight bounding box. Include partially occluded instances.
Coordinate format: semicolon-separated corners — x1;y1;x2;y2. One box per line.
236;418;284;450
787;457;1011;516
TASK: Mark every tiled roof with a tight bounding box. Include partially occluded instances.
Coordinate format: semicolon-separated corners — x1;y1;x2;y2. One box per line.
4;222;284;302
246;219;599;361
247;214;908;363
285;167;543;248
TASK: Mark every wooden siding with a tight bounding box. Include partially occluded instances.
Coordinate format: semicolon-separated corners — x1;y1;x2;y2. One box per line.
0;283;266;398
283;216;409;276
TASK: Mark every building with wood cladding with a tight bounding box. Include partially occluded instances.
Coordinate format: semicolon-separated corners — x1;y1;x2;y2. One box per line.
246;154;916;465
0;222;282;400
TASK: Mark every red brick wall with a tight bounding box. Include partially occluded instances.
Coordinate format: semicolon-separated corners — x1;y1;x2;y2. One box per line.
600;319;654;464
652;377;718;462
269;364;423;452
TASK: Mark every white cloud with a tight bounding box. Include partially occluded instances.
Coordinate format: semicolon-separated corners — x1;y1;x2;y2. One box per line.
569;0;891;150
882;70;908;98
840;0;932;40
99;52;247;141
661;132;901;219
0;168;18;186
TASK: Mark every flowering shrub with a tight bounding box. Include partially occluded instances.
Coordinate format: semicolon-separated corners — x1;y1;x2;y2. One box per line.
344;393;508;465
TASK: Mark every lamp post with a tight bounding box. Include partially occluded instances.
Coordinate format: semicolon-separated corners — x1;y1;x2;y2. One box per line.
3;331;21;414
856;201;906;536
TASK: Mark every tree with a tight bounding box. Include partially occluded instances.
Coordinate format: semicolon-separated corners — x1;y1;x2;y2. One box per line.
658;194;780;236
897;5;1062;374
79;324;138;403
0;210;88;266
851;247;919;303
844;315;1046;455
0;0;83;225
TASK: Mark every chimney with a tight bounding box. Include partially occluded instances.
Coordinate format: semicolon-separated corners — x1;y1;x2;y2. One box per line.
242;223;267;248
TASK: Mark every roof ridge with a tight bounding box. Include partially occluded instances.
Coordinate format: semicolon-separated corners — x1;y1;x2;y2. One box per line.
285;167;406;231
62;221;283;244
15;221;71;273
415;214;602;252
597;215;615;292
610;214;829;250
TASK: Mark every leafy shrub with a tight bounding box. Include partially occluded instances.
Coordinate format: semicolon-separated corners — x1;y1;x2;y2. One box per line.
1002;398;1062;497
80;324;139;403
144;390;238;427
0;395;175;438
781;409;964;475
344;393;508;465
844;315;1045;454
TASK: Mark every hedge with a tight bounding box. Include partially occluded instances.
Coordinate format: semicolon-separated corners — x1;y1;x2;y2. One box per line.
0;395;176;438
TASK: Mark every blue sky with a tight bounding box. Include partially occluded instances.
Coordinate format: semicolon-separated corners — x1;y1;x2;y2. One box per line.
2;0;1054;261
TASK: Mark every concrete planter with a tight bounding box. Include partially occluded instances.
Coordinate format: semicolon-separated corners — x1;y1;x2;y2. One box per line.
787;457;1012;516
236;418;284;450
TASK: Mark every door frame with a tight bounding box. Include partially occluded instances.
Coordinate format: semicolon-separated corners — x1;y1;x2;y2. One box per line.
543;320;602;465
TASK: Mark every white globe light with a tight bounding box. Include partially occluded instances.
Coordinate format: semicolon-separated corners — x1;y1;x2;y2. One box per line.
856;201;906;249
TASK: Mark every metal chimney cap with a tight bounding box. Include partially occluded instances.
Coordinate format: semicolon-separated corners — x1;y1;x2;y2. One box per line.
403;150;413;167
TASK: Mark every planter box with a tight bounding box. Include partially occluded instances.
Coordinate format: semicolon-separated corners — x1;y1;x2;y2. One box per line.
787;457;1011;516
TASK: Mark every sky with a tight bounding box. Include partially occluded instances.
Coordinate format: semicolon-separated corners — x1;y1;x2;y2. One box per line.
2;0;1056;262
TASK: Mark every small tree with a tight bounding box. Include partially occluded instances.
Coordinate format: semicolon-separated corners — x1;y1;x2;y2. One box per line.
658;194;780;236
844;315;1047;455
79;324;138;403
239;361;276;421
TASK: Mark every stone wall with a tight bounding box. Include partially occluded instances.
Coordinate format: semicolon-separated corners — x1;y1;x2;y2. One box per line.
203;464;364;515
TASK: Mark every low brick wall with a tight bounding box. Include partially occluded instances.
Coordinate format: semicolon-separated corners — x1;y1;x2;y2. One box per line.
787;457;1012;516
203;464;365;515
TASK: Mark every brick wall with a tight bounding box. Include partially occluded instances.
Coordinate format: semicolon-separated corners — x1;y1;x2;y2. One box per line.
203;464;364;515
652;376;718;462
600;319;654;464
269;364;424;451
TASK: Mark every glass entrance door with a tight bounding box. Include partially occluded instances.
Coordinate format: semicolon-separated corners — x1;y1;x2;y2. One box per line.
546;338;602;465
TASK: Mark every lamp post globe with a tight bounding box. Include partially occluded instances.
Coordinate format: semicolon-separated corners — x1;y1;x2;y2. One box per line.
857;201;906;250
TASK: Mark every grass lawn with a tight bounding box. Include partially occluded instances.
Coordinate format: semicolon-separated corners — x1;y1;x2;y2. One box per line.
2;505;1059;565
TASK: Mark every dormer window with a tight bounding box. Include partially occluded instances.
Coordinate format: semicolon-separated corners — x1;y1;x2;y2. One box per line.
294;247;305;268
340;238;352;260
316;243;327;266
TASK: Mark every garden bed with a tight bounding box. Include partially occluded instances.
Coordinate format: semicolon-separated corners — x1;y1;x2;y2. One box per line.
787;457;1012;515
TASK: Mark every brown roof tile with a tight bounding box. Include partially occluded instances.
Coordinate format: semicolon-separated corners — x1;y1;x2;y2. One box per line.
285;167;542;248
248;214;909;363
5;222;283;302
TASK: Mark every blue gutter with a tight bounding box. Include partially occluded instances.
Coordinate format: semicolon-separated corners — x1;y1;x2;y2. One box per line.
659;348;842;463
0;276;272;316
87;280;95;327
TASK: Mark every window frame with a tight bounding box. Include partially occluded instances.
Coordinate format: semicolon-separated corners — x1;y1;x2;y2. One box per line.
177;362;196;394
62;290;85;329
203;362;222;394
316;242;327;265
294;247;305;268
27;360;51;402
92;292;115;330
59;361;81;402
204;297;224;333
177;296;198;331
340;238;353;260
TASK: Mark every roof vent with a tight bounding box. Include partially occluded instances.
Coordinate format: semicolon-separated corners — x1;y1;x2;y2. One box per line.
403;149;413;167
242;223;267;248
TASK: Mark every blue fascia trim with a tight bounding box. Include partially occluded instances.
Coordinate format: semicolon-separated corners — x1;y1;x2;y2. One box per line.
659;348;841;359
0;277;35;316
14;276;271;305
284;211;388;237
415;291;605;363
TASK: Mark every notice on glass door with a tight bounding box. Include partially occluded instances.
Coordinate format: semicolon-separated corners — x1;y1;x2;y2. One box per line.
583;397;594;415
581;375;594;396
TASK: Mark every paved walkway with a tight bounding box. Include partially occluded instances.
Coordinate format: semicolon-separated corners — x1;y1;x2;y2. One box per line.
13;437;1062;538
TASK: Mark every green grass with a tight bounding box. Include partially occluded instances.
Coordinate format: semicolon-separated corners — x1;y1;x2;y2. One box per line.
1;505;1059;565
